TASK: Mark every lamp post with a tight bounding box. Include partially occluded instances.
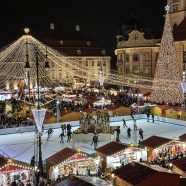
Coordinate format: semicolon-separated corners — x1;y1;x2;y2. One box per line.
24;30;50;184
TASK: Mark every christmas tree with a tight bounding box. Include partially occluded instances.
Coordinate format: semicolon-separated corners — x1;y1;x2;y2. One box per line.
151;6;184;104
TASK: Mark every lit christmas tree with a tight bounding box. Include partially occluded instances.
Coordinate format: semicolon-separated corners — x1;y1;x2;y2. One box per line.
151;5;184;104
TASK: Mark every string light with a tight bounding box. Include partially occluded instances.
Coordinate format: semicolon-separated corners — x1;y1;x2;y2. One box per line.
151;9;184;104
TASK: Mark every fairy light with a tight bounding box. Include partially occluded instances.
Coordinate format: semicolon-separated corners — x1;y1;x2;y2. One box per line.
151;6;184;104
0;32;183;107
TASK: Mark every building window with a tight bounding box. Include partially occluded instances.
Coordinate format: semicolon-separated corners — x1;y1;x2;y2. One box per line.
59;40;63;45
98;61;100;66
77;49;81;55
133;65;139;74
86;61;88;66
133;54;139;62
125;55;129;62
92;61;94;66
59;71;62;79
87;41;91;46
101;49;106;55
103;61;106;66
145;53;151;62
125;65;130;74
173;4;178;12
144;66;151;75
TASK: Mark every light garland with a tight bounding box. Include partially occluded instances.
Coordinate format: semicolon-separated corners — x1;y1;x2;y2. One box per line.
151;6;184;104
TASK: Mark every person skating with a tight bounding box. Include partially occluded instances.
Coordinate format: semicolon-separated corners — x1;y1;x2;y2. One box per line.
133;120;137;131
123;118;127;128
139;128;143;140
127;127;131;138
116;126;120;142
67;123;71;132
91;134;99;150
146;112;150;122
152;113;154;123
67;129;72;142
59;131;65;143
46;128;54;141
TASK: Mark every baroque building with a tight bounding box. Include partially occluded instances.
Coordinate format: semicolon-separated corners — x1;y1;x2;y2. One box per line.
42;23;111;84
115;16;159;78
115;0;186;81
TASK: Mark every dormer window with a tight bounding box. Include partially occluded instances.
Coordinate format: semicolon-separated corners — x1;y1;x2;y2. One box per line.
77;49;81;55
87;41;91;46
59;40;63;45
101;49;106;55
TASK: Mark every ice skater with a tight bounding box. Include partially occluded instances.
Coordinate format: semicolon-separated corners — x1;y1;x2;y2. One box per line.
152;113;154;123
59;131;65;143
133;119;137;131
91;134;99;150
146;112;150;122
139;128;143;140
46;128;54;141
67;129;72;142
116;126;120;142
127;127;131;138
123;118;127;128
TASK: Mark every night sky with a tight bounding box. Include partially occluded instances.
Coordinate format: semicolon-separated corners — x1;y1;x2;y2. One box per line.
0;0;166;53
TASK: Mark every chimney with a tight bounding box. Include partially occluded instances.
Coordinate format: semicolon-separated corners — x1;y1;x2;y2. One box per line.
50;23;55;30
76;25;80;31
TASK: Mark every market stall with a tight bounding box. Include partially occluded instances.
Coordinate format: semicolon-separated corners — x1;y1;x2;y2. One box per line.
96;141;147;172
0;156;34;185
46;147;101;182
139;136;186;164
152;105;170;116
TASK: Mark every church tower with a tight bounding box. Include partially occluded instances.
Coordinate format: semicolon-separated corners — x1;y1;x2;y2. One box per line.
167;0;186;29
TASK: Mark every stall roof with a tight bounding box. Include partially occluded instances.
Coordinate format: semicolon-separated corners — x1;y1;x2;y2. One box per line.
46;147;89;166
113;162;159;185
113;162;178;185
139;135;172;149
53;175;95;186
0;156;33;173
171;157;186;172
96;141;128;156
179;133;186;141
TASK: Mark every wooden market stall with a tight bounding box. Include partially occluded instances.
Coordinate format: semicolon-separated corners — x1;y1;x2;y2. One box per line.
46;147;100;183
0;156;34;185
171;157;186;177
166;107;183;119
152;105;170;117
179;133;186;142
139;136;186;164
96;141;147;172
112;162;180;186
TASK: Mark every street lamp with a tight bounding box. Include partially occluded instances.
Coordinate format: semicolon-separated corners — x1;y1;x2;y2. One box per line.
24;33;50;184
56;99;61;123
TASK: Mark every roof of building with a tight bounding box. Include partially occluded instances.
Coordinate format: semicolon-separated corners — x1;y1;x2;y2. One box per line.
96;141;128;156
46;147;87;166
113;162;159;185
41;29;110;57
139;135;172;149
173;17;186;41
53;175;95;186
172;157;186;172
179;133;186;141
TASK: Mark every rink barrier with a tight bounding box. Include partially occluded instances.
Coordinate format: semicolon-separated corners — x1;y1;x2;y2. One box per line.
1;114;186;135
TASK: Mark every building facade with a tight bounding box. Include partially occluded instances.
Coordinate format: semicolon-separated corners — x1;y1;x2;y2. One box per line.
115;16;159;78
42;24;111;85
116;0;186;81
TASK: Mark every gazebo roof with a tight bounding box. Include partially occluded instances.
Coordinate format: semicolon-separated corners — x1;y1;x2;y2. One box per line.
139;135;172;149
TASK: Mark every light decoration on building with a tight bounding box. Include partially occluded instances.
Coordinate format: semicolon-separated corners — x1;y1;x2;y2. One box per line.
0;32;183;107
32;108;46;133
151;5;184;104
